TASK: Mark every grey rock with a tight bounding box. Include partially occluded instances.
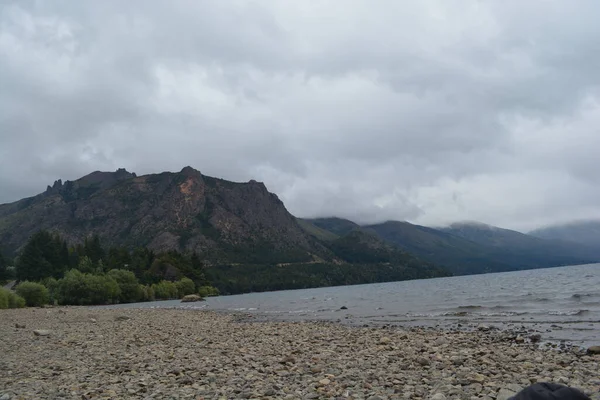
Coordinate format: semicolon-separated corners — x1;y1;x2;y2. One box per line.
497;388;517;400
417;357;430;366
181;294;203;303
529;333;542;343
33;329;50;336
587;345;600;355
114;315;130;321
430;394;446;400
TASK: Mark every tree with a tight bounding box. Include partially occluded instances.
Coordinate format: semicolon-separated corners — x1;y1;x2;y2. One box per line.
0;249;10;282
17;231;67;281
84;235;105;264
175;277;195;297
108;269;142;303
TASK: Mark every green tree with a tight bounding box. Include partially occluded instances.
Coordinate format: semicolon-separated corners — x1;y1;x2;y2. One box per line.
151;280;178;299
84;235;105;264
175;277;195;297
0;249;10;282
108;269;142;303
15;281;49;307
17;231;67;281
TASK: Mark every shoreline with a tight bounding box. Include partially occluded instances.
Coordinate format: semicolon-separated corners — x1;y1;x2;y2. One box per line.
1;307;600;399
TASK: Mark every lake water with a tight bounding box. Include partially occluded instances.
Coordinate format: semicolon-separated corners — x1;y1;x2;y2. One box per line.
99;263;600;347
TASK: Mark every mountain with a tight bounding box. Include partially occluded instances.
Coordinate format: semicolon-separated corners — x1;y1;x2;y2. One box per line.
440;222;600;272
306;220;600;275
530;220;600;249
303;217;360;237
362;221;509;275
0;167;327;264
0;167;450;288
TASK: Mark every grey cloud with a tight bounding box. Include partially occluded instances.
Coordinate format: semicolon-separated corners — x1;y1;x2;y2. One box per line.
1;0;600;232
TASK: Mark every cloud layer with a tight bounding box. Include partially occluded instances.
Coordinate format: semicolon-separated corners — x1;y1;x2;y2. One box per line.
1;0;600;231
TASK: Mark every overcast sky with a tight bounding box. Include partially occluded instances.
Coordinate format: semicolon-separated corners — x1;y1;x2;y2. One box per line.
1;1;600;232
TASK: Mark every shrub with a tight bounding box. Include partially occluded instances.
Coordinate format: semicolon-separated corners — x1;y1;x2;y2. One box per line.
15;281;50;307
198;286;220;298
151;280;178;300
42;277;59;305
8;292;26;308
108;269;142;303
56;269;121;305
0;288;7;309
175;277;195;297
0;288;26;309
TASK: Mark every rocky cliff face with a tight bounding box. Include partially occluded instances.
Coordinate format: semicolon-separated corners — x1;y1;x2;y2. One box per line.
0;167;327;263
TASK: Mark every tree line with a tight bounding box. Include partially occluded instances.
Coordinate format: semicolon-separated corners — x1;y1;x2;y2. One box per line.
0;231;219;308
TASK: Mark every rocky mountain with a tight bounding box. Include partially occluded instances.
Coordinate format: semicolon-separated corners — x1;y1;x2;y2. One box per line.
530;220;600;249
0;167;327;264
0;168;450;286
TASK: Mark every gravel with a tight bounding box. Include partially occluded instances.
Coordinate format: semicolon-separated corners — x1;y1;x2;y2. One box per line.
1;307;599;399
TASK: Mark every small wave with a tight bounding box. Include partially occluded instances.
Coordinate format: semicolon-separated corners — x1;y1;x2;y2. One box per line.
548;310;589;316
480;311;526;317
442;311;470;317
571;293;595;300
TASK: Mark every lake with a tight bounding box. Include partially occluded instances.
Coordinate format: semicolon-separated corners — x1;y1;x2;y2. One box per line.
98;263;600;347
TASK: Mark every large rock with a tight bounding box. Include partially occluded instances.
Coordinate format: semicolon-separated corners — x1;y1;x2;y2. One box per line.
497;388;517;400
33;330;51;337
181;294;203;303
587;345;600;355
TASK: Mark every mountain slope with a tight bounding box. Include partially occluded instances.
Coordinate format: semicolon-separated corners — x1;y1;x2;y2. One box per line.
530;220;600;249
305;220;600;275
441;222;600;271
302;217;360;237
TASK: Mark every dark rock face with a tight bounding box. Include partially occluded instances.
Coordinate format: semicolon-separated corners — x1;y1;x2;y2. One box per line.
0;167;325;264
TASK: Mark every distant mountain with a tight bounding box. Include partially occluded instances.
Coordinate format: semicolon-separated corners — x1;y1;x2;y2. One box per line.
309;219;600;275
0;167;450;288
441;221;600;272
530;220;600;249
303;217;360;237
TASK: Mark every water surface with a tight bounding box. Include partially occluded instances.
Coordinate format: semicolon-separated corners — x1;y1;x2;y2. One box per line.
100;263;600;346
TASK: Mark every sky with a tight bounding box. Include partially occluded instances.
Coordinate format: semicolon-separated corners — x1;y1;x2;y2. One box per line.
1;1;600;232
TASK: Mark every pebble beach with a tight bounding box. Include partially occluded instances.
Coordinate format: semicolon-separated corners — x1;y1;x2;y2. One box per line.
1;308;599;400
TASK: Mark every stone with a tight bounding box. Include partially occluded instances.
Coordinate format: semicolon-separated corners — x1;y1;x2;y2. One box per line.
367;396;384;400
114;316;131;321
515;335;524;343
33;330;51;337
430;394;446;400
181;294;203;303
469;373;486;384
417;357;430;366
497;388;517;400
0;394;10;400
379;336;391;345
587;346;600;355
477;324;491;332
90;318;97;323
15;324;25;329
340;306;348;310
506;384;523;393
529;333;542;343
319;378;331;385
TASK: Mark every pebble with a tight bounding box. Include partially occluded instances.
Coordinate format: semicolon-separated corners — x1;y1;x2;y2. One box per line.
0;308;598;399
32;329;50;336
